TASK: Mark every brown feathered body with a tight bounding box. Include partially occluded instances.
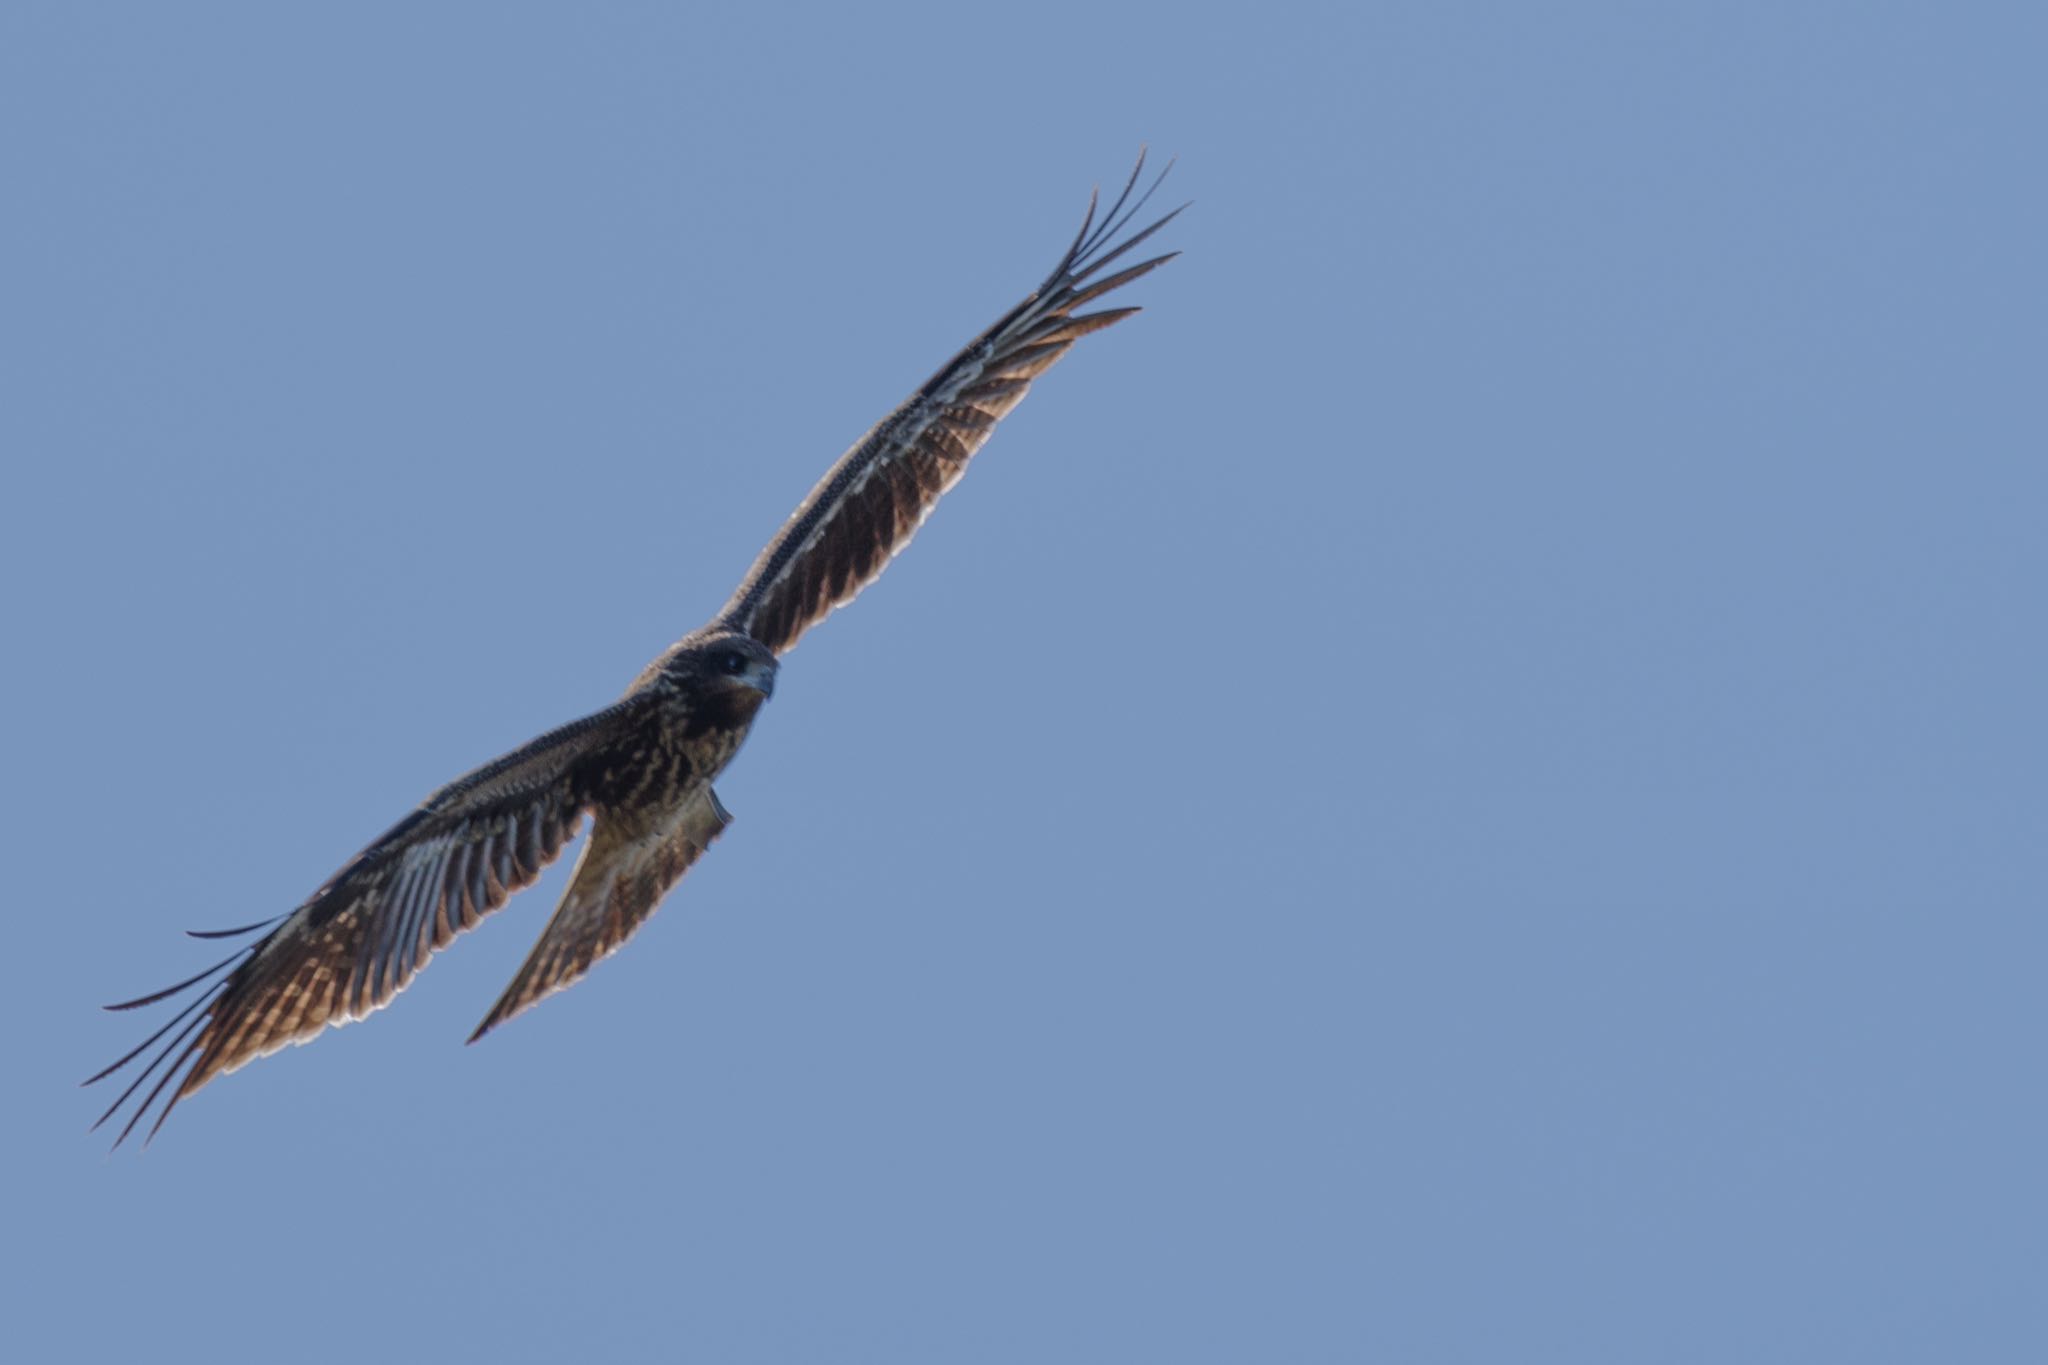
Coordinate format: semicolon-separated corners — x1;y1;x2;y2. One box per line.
89;154;1181;1147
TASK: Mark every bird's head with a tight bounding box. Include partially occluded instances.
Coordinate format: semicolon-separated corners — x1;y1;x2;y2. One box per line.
650;630;779;705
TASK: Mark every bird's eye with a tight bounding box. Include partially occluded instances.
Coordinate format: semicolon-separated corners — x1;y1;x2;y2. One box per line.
720;651;747;675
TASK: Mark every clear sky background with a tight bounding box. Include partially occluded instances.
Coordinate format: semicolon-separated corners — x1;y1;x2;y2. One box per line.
5;3;2043;1361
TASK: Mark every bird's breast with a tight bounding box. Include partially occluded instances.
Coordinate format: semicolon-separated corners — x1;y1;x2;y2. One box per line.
681;685;767;741
580;689;763;816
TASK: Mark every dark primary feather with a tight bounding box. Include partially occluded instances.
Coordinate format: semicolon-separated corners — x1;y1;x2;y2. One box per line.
719;150;1184;655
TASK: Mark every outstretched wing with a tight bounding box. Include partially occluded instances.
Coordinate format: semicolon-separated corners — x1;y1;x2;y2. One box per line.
469;783;733;1043
85;695;652;1148
718;151;1184;655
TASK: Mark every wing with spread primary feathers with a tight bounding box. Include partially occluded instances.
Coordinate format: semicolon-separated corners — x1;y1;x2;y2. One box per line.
84;695;653;1148
718;152;1184;655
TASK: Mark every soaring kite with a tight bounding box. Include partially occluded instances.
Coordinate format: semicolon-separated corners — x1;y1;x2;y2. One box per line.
88;154;1182;1147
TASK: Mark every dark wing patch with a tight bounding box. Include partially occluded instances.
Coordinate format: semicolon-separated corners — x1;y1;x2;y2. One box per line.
84;696;652;1149
468;784;734;1042
719;151;1185;655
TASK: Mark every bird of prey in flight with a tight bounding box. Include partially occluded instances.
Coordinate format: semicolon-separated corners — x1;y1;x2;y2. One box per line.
87;153;1182;1149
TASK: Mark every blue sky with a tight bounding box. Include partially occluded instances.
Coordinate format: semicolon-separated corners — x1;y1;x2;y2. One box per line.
6;3;2044;1361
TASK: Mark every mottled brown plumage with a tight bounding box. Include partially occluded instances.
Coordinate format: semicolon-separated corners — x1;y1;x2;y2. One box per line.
88;153;1181;1148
